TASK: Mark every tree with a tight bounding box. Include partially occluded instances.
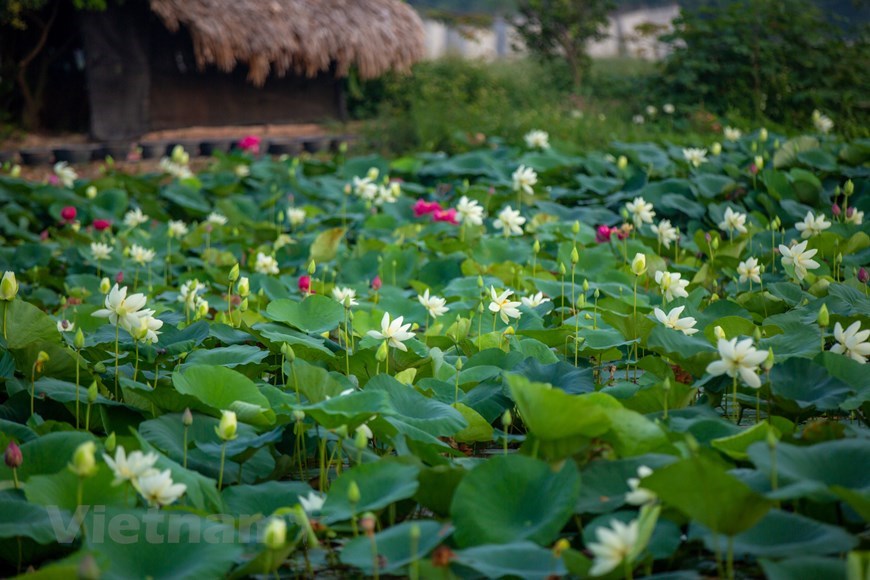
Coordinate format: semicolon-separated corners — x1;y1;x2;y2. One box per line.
513;0;615;92
1;0;107;129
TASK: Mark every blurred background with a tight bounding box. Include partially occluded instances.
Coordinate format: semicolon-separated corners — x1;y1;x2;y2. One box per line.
0;0;867;156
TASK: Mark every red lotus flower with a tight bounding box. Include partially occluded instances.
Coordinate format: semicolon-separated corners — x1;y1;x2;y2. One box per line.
832;203;841;217
859;267;869;285
239;135;261;154
93;219;112;231
413;199;441;217
4;441;22;469
371;275;382;290
298;275;311;294
595;225;614;243
433;208;458;224
61;206;77;222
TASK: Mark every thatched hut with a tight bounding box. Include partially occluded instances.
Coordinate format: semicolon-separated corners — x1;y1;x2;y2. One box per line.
80;0;425;141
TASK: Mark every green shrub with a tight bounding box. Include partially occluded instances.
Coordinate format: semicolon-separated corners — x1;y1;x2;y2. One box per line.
656;0;869;137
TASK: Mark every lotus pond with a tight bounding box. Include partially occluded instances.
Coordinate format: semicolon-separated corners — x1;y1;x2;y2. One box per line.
0;132;869;579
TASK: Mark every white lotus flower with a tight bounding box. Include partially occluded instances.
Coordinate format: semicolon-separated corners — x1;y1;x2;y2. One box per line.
626;197;655;229
254;252;279;275
287;208;306;227
795;211;831;239
812;110;834;134
723;126;742;141
90;242;113;261
778;240;820;281
207;212;228;226
830;321;870;364
646;105;657;116
234;165;250;178
663;103;675;114
521;291;550;308
718;207;748;235
588;518;639;577
298;491;326;515
845;208;863;225
456;196;485;226
129;244;156;265
53;161;78;188
632;114;645;125
512;165;538;195
706;337;768;389
524;130;550;150
367;312;414;351
103;446;159;486
355;423;373;441
418;289;449;318
133;311;163;343
178;279;205;310
655;271;689;302
488;286;522;325
123;207;149;228
625;465;656;505
133;469;186;507
93;284;149;331
650;219;678;248
653;306;698;335
332;287;358;308
57;319;75;333
493;206;525;236
737;257;761;284
682;148;708;168
375;182;401;206
352;176;378;201
168;220;189;238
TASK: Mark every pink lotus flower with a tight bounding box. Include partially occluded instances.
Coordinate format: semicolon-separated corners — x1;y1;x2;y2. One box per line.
61;206;77;222
93;219;112;231
859;267;869;285
413;199;442;217
48;175;60;186
238;135;261;154
371;275;382;291
595;225;614;243
115;271;124;284
832;203;841;217
433;208;458;224
298;275;311;294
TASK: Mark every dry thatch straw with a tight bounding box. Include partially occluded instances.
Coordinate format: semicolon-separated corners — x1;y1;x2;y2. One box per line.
149;0;425;86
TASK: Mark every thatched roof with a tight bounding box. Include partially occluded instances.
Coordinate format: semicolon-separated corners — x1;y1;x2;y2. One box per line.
149;0;425;86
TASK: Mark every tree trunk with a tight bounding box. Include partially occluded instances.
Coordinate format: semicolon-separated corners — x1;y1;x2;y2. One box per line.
17;4;58;131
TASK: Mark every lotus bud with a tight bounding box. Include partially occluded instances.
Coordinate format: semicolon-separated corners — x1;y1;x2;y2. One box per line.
455;357;463;371
766;428;778;449
631;253;647;276
86;185;97;199
753;326;762;341
87;381;98;402
763;348;775;371
0;271;18;301
832;203;841;217
237;277;250;297
216;410;238;441
74;328;85;349
78;554;100;580
334;425;349;439
533;239;540;254
4;441;22;469
570;247;579;264
307;260;316;275
843;179;854;197
711;142;722;156
104;432;117;453
293;410;305;422
751;142;758;153
559;263;567;276
262;517;287;550
239;298;248;312
367;167;379;181
375;340;389;362
347;480;361;504
553;538;571;557
815;304;830;328
582;279;589;292
594;288;600;299
360;512;376;537
10;165;21;178
281;343;295;363
754;156;764;170
477;275;484;288
69;441;97;477
620;208;630;221
572;221;580;235
617;155;628;170
858;267;869;285
100;277;111;294
182;407;193;426
501;409;512;428
711;237;719;250
714;326;726;340
228;263;240;282
759;128;768;142
354;428;368;449
477;303;485;314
